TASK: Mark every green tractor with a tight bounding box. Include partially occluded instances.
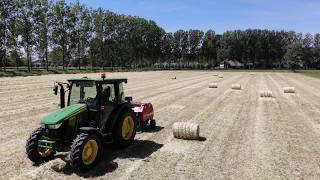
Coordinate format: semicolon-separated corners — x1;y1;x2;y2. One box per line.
26;74;155;170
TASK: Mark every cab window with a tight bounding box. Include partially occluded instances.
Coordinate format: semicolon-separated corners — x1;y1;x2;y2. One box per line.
102;84;115;103
70;81;96;105
119;82;125;102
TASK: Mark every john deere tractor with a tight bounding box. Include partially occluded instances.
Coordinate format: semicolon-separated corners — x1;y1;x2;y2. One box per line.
26;74;155;170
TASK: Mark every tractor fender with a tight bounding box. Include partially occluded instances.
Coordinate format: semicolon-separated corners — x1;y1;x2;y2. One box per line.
105;102;133;131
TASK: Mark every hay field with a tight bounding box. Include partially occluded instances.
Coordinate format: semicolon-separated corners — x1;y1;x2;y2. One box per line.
1;71;320;179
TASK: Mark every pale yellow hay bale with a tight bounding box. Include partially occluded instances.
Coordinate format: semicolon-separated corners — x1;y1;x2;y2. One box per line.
218;75;223;78
284;87;295;93
208;83;218;88
231;84;241;90
260;90;273;97
173;122;200;140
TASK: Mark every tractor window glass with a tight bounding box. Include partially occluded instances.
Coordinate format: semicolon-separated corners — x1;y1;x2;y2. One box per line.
119;83;125;102
70;81;97;105
102;84;115;103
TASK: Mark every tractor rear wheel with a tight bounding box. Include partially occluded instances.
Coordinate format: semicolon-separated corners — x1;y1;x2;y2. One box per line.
114;109;137;147
70;133;101;170
149;119;156;129
26;127;55;164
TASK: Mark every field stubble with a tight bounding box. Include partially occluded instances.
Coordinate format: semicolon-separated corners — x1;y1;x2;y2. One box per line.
0;71;320;179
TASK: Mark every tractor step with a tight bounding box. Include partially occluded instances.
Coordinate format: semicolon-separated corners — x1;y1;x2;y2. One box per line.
102;133;113;144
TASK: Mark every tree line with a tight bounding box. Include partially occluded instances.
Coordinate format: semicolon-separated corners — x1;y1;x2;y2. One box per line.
1;0;320;71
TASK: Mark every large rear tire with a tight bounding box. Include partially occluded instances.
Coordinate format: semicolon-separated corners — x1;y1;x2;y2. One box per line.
114;109;137;147
70;133;101;170
26;127;55;164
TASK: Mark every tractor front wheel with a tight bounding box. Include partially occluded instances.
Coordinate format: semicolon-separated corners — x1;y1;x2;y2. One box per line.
114;109;137;147
70;133;101;170
26;127;55;164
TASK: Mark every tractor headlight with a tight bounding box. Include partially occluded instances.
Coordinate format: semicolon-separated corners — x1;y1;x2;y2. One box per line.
47;123;62;129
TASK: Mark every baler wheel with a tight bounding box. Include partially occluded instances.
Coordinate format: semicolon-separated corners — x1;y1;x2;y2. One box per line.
149;119;156;129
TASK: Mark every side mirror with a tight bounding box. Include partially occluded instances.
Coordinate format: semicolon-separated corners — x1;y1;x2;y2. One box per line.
53;85;58;95
125;97;132;102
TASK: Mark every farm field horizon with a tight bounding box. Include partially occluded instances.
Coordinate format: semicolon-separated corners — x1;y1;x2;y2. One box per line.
1;71;320;179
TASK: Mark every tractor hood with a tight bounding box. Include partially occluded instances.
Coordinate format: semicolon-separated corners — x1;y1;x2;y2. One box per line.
42;104;87;125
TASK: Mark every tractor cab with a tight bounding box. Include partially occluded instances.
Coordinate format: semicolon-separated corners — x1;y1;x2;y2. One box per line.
66;76;129;132
67;76;127;107
53;75;128;107
52;74;130;132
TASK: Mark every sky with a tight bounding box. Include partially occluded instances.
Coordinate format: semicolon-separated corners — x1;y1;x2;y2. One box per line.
66;0;320;34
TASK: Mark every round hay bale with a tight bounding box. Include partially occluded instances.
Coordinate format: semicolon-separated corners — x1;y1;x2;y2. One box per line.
284;87;295;93
218;75;223;78
173;122;199;140
213;74;218;76
208;83;218;88
249;73;256;75
260;90;273;98
231;84;241;90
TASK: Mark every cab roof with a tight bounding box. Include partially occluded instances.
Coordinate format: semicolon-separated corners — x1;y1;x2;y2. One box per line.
67;77;127;83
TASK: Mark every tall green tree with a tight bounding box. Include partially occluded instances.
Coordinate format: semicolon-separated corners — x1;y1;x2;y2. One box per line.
69;1;91;69
145;20;165;66
34;0;52;71
160;32;174;64
51;0;71;70
302;33;313;69
0;0;15;71
313;33;320;68
17;0;37;72
187;29;204;63
91;8;104;68
284;43;303;70
173;30;188;65
201;30;217;66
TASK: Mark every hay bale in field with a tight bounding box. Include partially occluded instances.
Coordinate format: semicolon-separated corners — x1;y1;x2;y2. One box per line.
284;87;295;93
260;90;273;98
208;83;218;88
218;75;223;78
249;73;256;75
173;122;199;140
231;84;241;90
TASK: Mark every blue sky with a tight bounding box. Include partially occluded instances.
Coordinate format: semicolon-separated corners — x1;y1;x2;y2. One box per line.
66;0;320;34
